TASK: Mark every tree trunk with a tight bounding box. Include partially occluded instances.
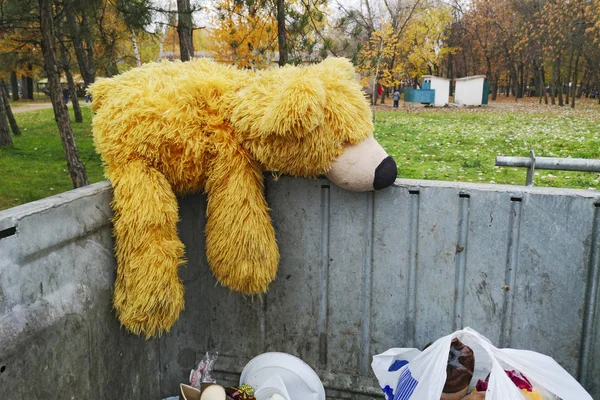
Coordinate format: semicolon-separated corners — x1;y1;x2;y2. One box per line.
176;0;194;62
25;65;34;99
276;0;287;66
550;60;556;105
578;74;588;98
60;41;83;123
539;65;548;105
571;53;580;109
372;83;380;105
157;24;169;61
491;75;498;101
510;66;519;102
26;77;33;99
0;80;21;136
10;71;19;101
65;67;82;123
20;75;27;99
21;72;32;100
518;64;524;98
565;49;574;105
0;90;12;147
65;0;96;88
553;57;563;106
534;62;541;99
39;0;88;188
131;28;142;67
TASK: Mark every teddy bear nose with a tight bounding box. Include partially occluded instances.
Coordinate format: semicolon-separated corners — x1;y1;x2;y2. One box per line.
373;156;397;190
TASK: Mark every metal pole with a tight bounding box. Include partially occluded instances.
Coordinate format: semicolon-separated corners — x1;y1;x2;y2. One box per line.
525;150;536;186
496;156;600;172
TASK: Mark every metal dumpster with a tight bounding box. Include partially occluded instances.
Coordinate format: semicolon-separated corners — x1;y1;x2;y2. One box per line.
1;177;599;399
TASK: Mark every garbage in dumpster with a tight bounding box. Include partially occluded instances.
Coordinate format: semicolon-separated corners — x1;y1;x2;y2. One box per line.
462;370;543;400
435;338;475;399
190;351;219;390
200;384;227;400
371;327;593;400
179;383;201;400
179;381;227;400
254;376;291;400
226;383;256;399
239;352;325;400
176;351;228;400
166;351;325;400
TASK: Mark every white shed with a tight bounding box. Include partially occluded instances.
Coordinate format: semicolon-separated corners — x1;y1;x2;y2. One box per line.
454;75;486;106
422;75;450;106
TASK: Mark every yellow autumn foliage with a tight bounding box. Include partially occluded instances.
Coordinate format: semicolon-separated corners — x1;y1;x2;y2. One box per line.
357;4;454;88
208;0;278;69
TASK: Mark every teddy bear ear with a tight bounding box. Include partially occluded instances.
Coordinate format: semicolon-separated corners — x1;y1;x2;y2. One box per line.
317;57;357;80
259;70;326;138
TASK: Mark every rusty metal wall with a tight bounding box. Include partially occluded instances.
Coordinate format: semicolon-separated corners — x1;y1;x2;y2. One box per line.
1;177;599;399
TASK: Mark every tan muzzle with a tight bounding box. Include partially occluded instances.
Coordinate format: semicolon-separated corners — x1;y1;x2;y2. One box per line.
326;136;397;191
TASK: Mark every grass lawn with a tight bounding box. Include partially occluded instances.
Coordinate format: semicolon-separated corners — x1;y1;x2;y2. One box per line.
375;100;600;190
1;99;599;211
0;106;104;210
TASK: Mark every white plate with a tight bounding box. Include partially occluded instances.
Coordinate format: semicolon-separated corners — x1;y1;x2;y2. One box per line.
239;352;326;400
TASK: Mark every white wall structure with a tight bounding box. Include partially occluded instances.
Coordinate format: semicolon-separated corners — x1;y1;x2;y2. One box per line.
454;75;486;106
422;75;450;106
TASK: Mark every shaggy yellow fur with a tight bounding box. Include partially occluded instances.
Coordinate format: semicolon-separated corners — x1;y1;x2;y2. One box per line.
89;57;373;337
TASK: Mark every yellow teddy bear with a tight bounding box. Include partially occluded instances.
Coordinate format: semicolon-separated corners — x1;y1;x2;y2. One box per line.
89;58;397;337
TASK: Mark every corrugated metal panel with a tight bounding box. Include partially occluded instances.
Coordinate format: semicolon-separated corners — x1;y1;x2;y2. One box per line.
161;176;600;398
1;177;599;399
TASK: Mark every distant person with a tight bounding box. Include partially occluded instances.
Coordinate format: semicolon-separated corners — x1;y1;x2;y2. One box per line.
393;90;400;108
63;87;69;104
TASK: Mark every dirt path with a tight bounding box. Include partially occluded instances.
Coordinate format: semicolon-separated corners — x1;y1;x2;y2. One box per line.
11;102;92;114
11;103;54;114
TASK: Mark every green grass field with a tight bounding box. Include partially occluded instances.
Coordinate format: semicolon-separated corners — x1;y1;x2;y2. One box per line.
375;101;600;189
1;101;599;211
0;107;104;210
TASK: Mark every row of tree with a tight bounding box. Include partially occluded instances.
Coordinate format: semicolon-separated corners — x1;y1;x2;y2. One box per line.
4;0;600;107
2;0;599;189
5;0;599;112
0;0;199;187
447;0;600;107
207;0;600;107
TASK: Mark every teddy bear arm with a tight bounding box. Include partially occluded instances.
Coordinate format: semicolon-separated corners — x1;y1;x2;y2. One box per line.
204;151;279;294
108;160;185;337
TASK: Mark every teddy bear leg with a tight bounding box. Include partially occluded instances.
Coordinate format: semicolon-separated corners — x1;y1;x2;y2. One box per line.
108;160;184;337
205;155;279;294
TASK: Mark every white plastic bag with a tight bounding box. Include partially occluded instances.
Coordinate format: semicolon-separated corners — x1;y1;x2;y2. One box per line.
371;327;592;400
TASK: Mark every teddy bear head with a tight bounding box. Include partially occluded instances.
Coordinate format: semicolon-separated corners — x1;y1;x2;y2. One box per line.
226;57;397;191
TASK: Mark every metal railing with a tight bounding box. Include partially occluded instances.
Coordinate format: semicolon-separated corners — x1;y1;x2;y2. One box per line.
495;150;600;186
